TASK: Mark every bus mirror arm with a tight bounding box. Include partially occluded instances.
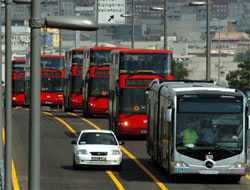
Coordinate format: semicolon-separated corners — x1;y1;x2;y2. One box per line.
166;108;172;122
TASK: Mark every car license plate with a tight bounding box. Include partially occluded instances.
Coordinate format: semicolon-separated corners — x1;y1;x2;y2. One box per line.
91;157;106;161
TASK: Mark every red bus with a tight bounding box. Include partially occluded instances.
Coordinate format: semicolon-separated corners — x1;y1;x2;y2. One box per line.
64;48;84;112
82;47;127;117
12;59;27;107
108;49;174;135
40;55;64;108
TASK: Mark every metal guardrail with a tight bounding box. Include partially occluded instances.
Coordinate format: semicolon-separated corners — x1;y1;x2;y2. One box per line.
0;160;4;189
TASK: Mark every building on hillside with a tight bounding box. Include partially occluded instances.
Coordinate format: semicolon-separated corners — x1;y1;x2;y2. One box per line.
212;32;250;56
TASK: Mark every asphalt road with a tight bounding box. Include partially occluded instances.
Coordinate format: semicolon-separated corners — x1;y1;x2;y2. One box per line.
12;108;250;190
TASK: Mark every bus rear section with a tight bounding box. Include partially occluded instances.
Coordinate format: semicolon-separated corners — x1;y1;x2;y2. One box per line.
147;79;249;181
12;59;27;107
64;48;84;112
82;47;127;117
108;49;174;135
40;55;64;108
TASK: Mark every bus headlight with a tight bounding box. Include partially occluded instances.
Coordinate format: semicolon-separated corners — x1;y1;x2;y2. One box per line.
121;121;129;127
12;97;16;100
229;163;246;169
172;161;189;167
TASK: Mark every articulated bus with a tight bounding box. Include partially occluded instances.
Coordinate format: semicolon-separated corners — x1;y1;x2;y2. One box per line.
82;47;127;117
147;79;249;181
12;59;27;107
108;49;174;135
64;48;84;112
40;55;64;108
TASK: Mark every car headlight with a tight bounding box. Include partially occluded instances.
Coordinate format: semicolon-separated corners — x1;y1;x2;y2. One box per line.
77;149;88;155
111;150;121;155
229;163;246;169
171;161;189;167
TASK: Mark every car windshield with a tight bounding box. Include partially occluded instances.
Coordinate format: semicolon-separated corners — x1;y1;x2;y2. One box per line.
78;133;117;145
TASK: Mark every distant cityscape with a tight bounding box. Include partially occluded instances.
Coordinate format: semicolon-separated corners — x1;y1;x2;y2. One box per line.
1;0;250;85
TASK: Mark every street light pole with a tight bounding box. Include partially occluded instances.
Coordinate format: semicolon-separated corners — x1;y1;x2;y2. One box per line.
150;0;168;50
164;0;168;50
217;19;221;84
29;12;98;188
95;0;98;47
189;0;211;81
131;0;135;49
58;0;62;55
206;0;211;81
5;0;13;188
0;1;3;188
29;0;42;188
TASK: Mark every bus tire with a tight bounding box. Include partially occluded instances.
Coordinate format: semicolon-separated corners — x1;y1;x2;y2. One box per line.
230;175;241;183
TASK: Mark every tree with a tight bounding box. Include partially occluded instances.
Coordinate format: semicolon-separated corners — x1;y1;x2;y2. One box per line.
172;60;188;79
226;59;250;93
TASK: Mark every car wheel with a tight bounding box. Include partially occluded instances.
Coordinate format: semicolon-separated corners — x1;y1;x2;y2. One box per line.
73;160;80;170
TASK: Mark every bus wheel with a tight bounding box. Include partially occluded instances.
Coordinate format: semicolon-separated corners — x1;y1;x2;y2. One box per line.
230;175;241;183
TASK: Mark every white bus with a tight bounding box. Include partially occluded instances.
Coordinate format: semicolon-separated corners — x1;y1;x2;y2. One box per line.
147;79;249;182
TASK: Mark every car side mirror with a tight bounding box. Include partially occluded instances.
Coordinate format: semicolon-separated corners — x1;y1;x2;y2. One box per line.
119;141;124;145
71;140;76;145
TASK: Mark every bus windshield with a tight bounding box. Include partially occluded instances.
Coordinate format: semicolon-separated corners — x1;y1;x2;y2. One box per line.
41;78;63;92
72;76;82;94
12;80;25;93
72;51;84;66
119;88;148;114
13;66;25;73
120;53;172;75
90;50;111;66
89;77;109;97
41;57;64;70
176;97;243;158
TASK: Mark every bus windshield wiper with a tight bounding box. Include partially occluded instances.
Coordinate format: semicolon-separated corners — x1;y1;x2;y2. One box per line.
212;145;237;154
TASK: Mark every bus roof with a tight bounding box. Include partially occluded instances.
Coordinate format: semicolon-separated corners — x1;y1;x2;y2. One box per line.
116;49;173;54
89;47;128;51
149;79;244;97
72;48;85;51
40;54;64;58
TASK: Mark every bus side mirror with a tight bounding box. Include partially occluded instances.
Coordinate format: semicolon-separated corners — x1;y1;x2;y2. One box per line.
248;116;250;130
116;87;120;96
109;90;114;100
166;108;172;122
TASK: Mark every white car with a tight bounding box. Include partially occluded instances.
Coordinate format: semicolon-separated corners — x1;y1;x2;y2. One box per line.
71;129;123;170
